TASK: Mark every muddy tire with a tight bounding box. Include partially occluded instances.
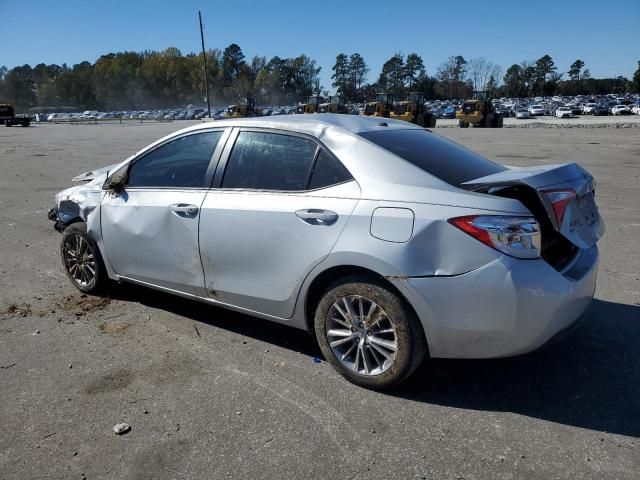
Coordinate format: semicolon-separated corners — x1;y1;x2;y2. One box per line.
60;222;109;294
314;275;427;390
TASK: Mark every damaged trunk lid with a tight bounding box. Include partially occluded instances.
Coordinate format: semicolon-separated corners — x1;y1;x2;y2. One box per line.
463;163;604;251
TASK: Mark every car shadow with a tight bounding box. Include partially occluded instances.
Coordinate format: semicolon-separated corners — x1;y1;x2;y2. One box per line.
106;283;322;358
393;299;640;438
105;286;639;437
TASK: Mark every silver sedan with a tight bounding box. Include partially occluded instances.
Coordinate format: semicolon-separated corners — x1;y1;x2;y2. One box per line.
49;114;604;389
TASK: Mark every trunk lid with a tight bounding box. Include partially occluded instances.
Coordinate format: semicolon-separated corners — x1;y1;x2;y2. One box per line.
463;163;604;249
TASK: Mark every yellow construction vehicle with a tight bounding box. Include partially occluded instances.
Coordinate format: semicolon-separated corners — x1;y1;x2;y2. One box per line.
318;96;347;114
360;93;395;117
456;91;503;128
225;97;260;118
296;96;323;114
390;92;437;128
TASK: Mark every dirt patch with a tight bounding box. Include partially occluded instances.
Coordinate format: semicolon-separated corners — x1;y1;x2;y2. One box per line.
55;293;110;316
99;321;129;334
84;368;134;395
1;303;32;317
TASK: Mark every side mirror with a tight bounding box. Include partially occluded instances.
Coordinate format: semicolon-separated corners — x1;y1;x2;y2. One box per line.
102;163;128;194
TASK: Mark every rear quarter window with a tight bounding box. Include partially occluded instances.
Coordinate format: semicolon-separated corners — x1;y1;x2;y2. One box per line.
359;129;506;187
309;150;353;189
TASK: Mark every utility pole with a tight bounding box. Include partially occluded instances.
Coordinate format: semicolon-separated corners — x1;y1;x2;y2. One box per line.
199;11;211;118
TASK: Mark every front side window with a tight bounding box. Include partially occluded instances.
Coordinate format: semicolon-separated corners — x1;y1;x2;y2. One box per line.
222;131;318;191
127;131;223;188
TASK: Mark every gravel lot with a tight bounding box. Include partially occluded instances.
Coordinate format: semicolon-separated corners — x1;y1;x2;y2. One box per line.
1;122;639;479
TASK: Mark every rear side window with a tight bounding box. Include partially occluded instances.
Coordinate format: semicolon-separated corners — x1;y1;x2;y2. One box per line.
222;131;317;190
128;131;223;188
359;129;506;187
309;150;353;189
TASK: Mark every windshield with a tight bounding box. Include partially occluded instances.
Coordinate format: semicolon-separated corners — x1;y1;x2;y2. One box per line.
359;129;506;187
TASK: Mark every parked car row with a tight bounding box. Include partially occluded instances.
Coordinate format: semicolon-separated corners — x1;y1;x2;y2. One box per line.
25;92;640;124
493;93;640;119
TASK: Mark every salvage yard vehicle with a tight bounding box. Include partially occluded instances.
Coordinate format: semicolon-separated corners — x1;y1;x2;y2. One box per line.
318;96;348;114
0;103;31;127
48;114;604;389
225;98;260;118
360;93;395;118
528;105;545;116
555;106;575;118
389;92;437;128
296;96;323;114
456;91;503;128
611;104;631;115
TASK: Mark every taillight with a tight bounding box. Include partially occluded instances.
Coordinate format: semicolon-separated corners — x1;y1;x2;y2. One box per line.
542;189;576;226
448;215;541;259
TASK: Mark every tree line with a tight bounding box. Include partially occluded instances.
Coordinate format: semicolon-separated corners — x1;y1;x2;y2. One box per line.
1;44;638;111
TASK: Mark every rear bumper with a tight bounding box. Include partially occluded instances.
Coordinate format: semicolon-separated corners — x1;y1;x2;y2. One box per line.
391;245;598;359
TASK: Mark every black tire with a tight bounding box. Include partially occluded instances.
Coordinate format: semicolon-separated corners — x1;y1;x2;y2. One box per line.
458;120;468;128
60;222;109;294
314;275;427;390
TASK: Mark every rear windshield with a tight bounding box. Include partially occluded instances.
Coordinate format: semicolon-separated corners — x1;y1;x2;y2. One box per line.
359;129;506;187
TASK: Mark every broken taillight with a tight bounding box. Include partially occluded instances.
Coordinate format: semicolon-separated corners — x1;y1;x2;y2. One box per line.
448;215;541;259
541;189;577;226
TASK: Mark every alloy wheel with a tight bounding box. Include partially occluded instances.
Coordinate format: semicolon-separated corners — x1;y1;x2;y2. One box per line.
325;295;397;376
63;234;96;287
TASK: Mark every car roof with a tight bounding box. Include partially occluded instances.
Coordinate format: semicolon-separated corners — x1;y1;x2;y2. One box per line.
174;113;423;138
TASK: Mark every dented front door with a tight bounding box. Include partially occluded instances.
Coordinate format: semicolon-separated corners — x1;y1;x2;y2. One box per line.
99;129;227;296
101;189;207;296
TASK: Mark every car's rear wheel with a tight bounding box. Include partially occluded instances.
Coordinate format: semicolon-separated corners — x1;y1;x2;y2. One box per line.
60;222;108;294
314;275;427;390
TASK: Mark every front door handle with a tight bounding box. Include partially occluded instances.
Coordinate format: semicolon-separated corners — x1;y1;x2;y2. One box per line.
295;209;339;226
169;203;199;217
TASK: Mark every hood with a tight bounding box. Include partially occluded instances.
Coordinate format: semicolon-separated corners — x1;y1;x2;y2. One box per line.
71;163;120;183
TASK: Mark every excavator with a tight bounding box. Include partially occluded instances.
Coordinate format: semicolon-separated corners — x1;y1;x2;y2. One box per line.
390;92;437;128
225;97;260;118
296;96;323;114
456;91;503;128
318;96;347;114
360;93;395;118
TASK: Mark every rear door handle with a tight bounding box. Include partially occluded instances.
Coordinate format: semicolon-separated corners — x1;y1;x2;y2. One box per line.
295;209;339;226
169;203;199;217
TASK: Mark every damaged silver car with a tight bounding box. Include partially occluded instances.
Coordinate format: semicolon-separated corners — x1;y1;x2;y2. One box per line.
49;114;604;389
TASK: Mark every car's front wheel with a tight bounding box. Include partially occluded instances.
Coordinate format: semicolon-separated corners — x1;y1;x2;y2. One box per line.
314;275;427;390
60;222;108;294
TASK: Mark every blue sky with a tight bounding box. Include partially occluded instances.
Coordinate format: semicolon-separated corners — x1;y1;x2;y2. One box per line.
1;0;638;92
